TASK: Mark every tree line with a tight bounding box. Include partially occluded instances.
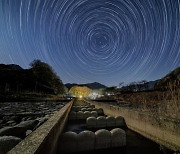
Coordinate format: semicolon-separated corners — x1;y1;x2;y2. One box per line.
0;59;65;95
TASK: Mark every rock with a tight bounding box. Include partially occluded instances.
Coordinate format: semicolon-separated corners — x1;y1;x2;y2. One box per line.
76;111;84;120
69;111;76;120
0;120;38;138
81;108;87;112
21;117;27;121
2;116;10;122
0;136;21;153
34;117;48;129
15;120;39;131
11;116;21;123
106;116;116;127
95;129;111;149
84;111;91;119
87;117;97;128
7;121;15;124
0;120;3;124
97;116;106;128
111;128;126;147
26;130;32;136
91;111;98;118
59;132;78;153
7;121;17;127
71;107;78;112
0;127;15;136
96;108;104;115
0;126;25;138
78;130;95;151
90;105;95;108
87;108;92;111
26;117;32;121
115;116;125;127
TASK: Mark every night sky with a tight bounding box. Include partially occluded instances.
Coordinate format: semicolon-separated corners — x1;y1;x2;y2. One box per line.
0;0;180;86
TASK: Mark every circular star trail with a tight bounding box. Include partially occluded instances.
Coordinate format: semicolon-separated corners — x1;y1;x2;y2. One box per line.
0;0;180;86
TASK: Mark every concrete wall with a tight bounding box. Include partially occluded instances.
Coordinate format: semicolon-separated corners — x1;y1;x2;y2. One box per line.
8;100;73;154
88;100;180;151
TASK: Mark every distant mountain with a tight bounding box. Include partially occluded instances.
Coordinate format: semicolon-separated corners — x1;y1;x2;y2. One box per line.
120;80;159;92
65;82;107;90
65;83;78;90
86;82;107;89
155;67;180;90
144;80;159;90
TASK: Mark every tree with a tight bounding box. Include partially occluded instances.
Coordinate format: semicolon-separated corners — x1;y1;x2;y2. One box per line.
102;86;116;95
30;59;65;94
136;80;147;91
118;82;124;88
69;86;91;98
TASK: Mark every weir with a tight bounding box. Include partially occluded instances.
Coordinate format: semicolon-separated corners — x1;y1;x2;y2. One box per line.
87;100;180;152
8;99;179;154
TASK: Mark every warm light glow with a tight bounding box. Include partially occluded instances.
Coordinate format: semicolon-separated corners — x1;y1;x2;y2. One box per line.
69;86;92;98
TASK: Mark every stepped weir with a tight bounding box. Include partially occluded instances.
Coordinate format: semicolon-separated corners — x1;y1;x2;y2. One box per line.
8;99;179;154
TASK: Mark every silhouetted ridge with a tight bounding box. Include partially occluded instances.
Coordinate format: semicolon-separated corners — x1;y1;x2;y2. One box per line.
0;64;22;70
65;82;107;90
155;67;180;90
0;60;65;94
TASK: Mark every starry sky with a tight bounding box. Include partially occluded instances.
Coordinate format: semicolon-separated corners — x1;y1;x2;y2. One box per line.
0;0;180;86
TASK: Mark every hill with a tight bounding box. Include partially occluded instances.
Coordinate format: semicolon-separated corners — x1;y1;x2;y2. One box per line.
0;60;65;95
155;67;180;90
65;82;107;90
120;80;159;92
0;64;22;70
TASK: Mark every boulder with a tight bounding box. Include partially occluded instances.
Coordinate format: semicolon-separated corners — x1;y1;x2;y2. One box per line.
97;116;106;128
34;117;48;129
84;111;91;119
78;130;95;151
91;111;98;118
87;117;97;128
69;111;76;120
115;116;125;127
59;131;78;153
81;108;87;112
106;116;116;127
95;129;111;149
0;127;25;138
0;120;38;138
71;107;78;112
26;130;32;136
89;105;95;108
15;120;39;131
0;136;21;153
87;108;92;111
96;108;104;115
76;111;84;120
111;128;126;147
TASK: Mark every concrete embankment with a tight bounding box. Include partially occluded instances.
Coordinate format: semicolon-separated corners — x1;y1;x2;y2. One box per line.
87;100;180;152
8;100;73;154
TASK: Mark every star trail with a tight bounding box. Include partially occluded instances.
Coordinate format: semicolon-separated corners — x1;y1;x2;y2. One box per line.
0;0;180;86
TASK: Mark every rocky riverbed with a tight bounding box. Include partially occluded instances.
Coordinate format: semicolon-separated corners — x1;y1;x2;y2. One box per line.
0;101;67;153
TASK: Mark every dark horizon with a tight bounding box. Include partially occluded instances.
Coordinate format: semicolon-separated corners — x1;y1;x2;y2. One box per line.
1;62;178;88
